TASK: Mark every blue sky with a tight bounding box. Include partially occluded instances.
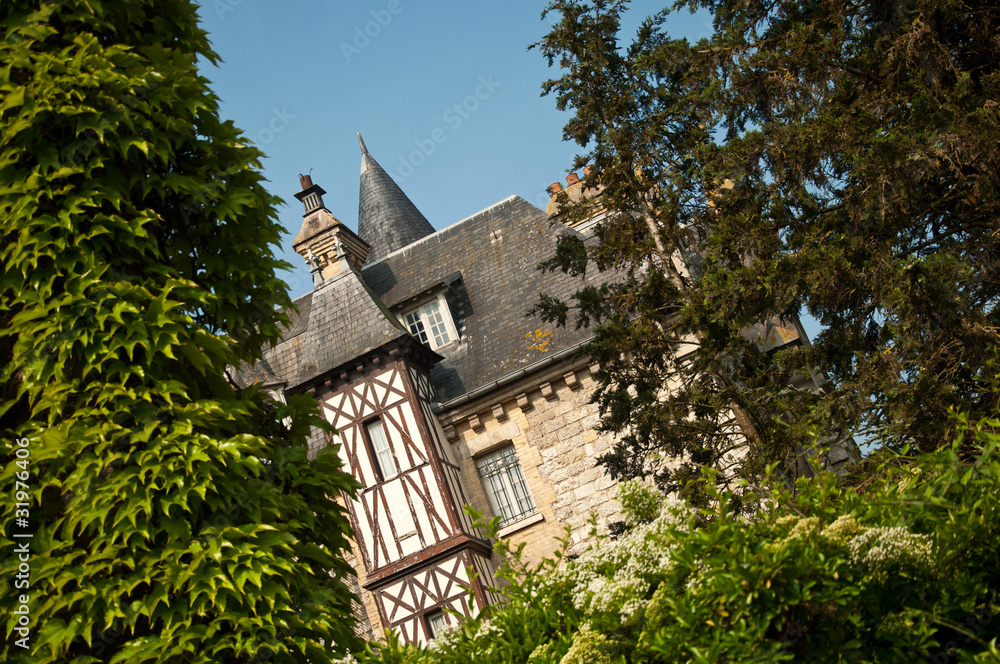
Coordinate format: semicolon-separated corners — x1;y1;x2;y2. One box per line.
196;1;713;298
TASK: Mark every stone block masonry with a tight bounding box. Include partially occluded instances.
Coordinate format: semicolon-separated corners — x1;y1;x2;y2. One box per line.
451;366;625;568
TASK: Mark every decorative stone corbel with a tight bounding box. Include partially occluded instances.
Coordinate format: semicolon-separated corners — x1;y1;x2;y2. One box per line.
563;371;580;390
468;413;485;433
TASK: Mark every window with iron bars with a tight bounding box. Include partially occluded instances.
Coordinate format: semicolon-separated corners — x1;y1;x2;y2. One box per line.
475;446;536;527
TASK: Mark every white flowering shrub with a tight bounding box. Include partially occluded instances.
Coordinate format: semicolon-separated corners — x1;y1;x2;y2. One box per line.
549;491;687;623
352;415;1000;664
848;526;935;573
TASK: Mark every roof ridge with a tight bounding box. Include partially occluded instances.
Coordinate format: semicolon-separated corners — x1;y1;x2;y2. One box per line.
360;194;534;270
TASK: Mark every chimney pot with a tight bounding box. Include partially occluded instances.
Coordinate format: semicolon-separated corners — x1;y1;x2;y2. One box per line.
548;182;563;194
584;165;595;177
566;173;580;185
299;173;313;189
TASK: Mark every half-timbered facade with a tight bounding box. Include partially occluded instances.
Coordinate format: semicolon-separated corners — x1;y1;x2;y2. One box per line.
236;135;851;646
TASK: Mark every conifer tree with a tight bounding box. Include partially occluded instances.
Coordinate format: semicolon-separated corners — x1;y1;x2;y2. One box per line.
533;0;999;497
0;2;360;662
532;0;810;507
689;0;1000;452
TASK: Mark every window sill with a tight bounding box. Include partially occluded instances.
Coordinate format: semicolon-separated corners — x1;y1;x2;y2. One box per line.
497;511;544;538
429;339;460;353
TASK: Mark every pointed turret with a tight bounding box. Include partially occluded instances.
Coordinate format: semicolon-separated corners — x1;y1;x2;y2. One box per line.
357;133;436;264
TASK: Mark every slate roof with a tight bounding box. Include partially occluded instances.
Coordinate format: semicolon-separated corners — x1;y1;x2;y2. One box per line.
357;134;436;264
235;264;412;390
239;135;606;403
361;195;599;403
292;267;412;386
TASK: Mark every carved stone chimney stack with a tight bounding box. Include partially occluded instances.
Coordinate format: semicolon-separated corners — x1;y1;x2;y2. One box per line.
293;174;370;283
295;173;326;215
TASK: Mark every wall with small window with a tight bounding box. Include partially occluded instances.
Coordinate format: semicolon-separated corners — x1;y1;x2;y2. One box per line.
372;548;497;646
448;364;626;566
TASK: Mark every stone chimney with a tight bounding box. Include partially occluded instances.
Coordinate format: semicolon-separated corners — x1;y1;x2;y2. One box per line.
292;174;370;282
545;165;603;220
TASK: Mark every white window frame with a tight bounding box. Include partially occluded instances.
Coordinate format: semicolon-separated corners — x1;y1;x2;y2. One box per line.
425;609;450;639
401;292;457;351
475;446;536;527
366;418;396;480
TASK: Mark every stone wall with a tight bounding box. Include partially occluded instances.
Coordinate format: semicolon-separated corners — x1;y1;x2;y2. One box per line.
450;364;624;567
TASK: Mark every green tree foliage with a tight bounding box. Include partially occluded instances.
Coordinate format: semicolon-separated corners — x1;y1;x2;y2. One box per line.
349;414;1000;663
0;2;360;662
530;0;812;507
689;0;1000;452
530;0;1000;497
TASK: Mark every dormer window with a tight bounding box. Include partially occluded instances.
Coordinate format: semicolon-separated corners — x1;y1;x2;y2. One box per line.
403;294;456;350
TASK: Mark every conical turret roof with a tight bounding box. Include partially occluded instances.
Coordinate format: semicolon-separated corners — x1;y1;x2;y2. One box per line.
357;133;436;263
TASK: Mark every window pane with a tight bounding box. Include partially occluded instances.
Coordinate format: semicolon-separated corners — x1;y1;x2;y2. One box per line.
367;420;396;479
486;473;514;523
421;300;450;347
508;462;535;515
405;311;429;345
426;610;448;639
476;446;536;526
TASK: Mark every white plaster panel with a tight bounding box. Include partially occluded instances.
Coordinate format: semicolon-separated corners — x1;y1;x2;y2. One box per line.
380;579;408;622
385;407;414;473
400;618;415;644
408;473;435;545
326;392;352;429
444;466;475;535
384;478;417;537
372;380;388;407
408;576;422;611
357;493;376;567
427;466;453;537
365;489;397;566
399;531;421;557
451;558;470;585
370;367;394;386
423;465;455;540
400;402;426;461
389;369;406;400
359;392;377;419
